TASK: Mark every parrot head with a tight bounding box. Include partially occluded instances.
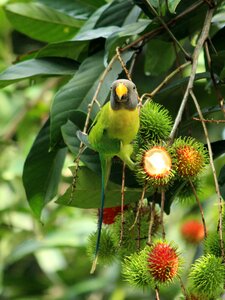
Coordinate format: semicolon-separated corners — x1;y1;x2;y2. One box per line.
110;79;138;110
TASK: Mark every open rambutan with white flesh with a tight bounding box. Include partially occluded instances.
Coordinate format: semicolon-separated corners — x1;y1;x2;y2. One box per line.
135;144;176;188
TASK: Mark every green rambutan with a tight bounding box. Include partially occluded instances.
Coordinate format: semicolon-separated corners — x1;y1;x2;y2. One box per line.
147;240;181;285
176;177;202;203
135;144;176;188
204;232;225;257
188;254;225;299
86;228;117;266
173;137;209;179
122;247;153;288
111;207;160;257
138;100;173;144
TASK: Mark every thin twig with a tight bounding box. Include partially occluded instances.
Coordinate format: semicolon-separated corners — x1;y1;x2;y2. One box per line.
144;0;191;60
119;162;126;245
116;47;132;81
169;8;215;141
204;40;225;116
190;90;224;260
189;178;207;238
130;183;147;231
155;286;160;300
178;275;189;299
140;62;191;102
148;200;156;245
160;189;166;240
193;117;225;123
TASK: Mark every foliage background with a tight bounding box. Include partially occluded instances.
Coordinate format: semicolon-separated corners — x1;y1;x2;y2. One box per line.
0;0;224;299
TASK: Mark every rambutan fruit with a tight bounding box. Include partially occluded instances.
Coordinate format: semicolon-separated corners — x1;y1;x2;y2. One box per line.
137;101;173;144
111;207;160;257
135;144;176;188
86;228;117;266
173;137;209;179
204;231;225;257
122;247;153;288
188;254;225;299
181;220;205;244
147;240;180;285
100;205;127;225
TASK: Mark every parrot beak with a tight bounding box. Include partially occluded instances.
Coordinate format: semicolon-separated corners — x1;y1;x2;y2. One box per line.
115;82;128;102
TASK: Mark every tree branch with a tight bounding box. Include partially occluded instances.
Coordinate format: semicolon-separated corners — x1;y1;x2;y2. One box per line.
169;8;214;141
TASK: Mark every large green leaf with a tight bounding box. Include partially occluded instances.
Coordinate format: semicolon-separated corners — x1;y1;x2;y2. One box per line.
144;39;176;76
61;120;100;173
50;50;134;148
4;3;85;43
36;0;105;18
106;19;151;60
37;41;88;60
0;58;79;88
22;120;67;219
95;0;135;27
56;167;144;208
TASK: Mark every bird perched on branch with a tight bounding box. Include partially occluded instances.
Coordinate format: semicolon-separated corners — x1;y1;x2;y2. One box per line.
77;79;140;273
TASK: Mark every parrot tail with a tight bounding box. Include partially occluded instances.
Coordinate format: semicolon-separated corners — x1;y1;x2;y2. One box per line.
90;155;111;274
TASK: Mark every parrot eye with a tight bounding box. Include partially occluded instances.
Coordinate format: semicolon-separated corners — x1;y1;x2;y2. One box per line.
133;85;136;90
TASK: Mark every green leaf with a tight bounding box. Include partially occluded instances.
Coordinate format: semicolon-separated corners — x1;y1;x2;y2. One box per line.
95;0;134;27
22;120;67;219
0;58;79;88
61;120;100;173
168;0;182;14
106;20;151;60
36;0;105;18
56;167;143;208
50;50;134;148
37;41;88;61
73;26;120;41
144;39;176;76
218;165;225;200
4;3;85;43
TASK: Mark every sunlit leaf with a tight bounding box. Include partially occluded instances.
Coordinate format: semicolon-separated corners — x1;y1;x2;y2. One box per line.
0;58;79;88
4;2;85;42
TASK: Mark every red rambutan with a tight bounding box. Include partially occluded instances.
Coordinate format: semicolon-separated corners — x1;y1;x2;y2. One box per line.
147;241;179;284
173;137;209;179
100;206;127;225
181;220;205;244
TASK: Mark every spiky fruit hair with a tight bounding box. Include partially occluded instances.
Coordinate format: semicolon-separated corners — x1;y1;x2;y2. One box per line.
137;100;173;144
135;143;176;188
122;247;153;288
173;137;209;179
111;208;160;257
86;228;117;266
204;231;225;257
188;254;225;299
147;240;181;285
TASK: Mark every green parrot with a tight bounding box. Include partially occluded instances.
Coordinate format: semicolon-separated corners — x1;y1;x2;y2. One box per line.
77;79;139;273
